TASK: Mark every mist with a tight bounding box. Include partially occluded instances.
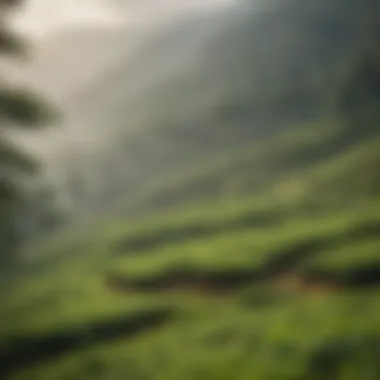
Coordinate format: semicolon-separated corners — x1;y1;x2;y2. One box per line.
10;0;250;221
9;0;359;234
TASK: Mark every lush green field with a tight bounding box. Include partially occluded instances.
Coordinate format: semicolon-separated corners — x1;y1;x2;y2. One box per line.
2;130;380;380
7;294;380;380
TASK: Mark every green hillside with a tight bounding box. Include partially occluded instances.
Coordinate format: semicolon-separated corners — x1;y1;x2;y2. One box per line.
2;128;380;378
1;0;380;379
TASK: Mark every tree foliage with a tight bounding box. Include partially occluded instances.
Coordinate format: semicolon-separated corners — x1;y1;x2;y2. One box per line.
0;0;56;264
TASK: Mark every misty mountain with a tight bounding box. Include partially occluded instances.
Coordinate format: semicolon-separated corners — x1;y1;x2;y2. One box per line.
16;0;379;232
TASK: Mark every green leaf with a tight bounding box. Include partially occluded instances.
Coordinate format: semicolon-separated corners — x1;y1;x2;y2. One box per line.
0;139;39;173
0;28;26;56
0;87;58;128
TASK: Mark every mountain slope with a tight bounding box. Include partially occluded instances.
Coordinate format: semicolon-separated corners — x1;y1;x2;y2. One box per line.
2;1;380;379
3;135;380;379
50;0;378;221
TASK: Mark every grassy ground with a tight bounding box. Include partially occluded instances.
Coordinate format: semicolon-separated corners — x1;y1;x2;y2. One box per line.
2;130;380;380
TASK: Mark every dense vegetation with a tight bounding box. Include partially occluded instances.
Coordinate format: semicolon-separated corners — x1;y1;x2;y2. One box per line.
1;0;380;379
0;0;56;264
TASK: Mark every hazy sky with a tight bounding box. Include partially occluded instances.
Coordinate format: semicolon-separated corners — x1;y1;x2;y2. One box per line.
9;0;238;106
10;0;239;186
12;0;236;38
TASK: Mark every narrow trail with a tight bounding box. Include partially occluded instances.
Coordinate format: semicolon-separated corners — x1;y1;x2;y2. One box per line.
106;272;346;298
274;274;343;296
106;266;380;298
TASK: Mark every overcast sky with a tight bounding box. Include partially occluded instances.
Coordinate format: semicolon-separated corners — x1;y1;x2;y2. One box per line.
12;0;236;39
9;0;239;182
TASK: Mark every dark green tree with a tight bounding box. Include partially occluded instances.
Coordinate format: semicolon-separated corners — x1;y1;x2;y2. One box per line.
0;0;56;265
